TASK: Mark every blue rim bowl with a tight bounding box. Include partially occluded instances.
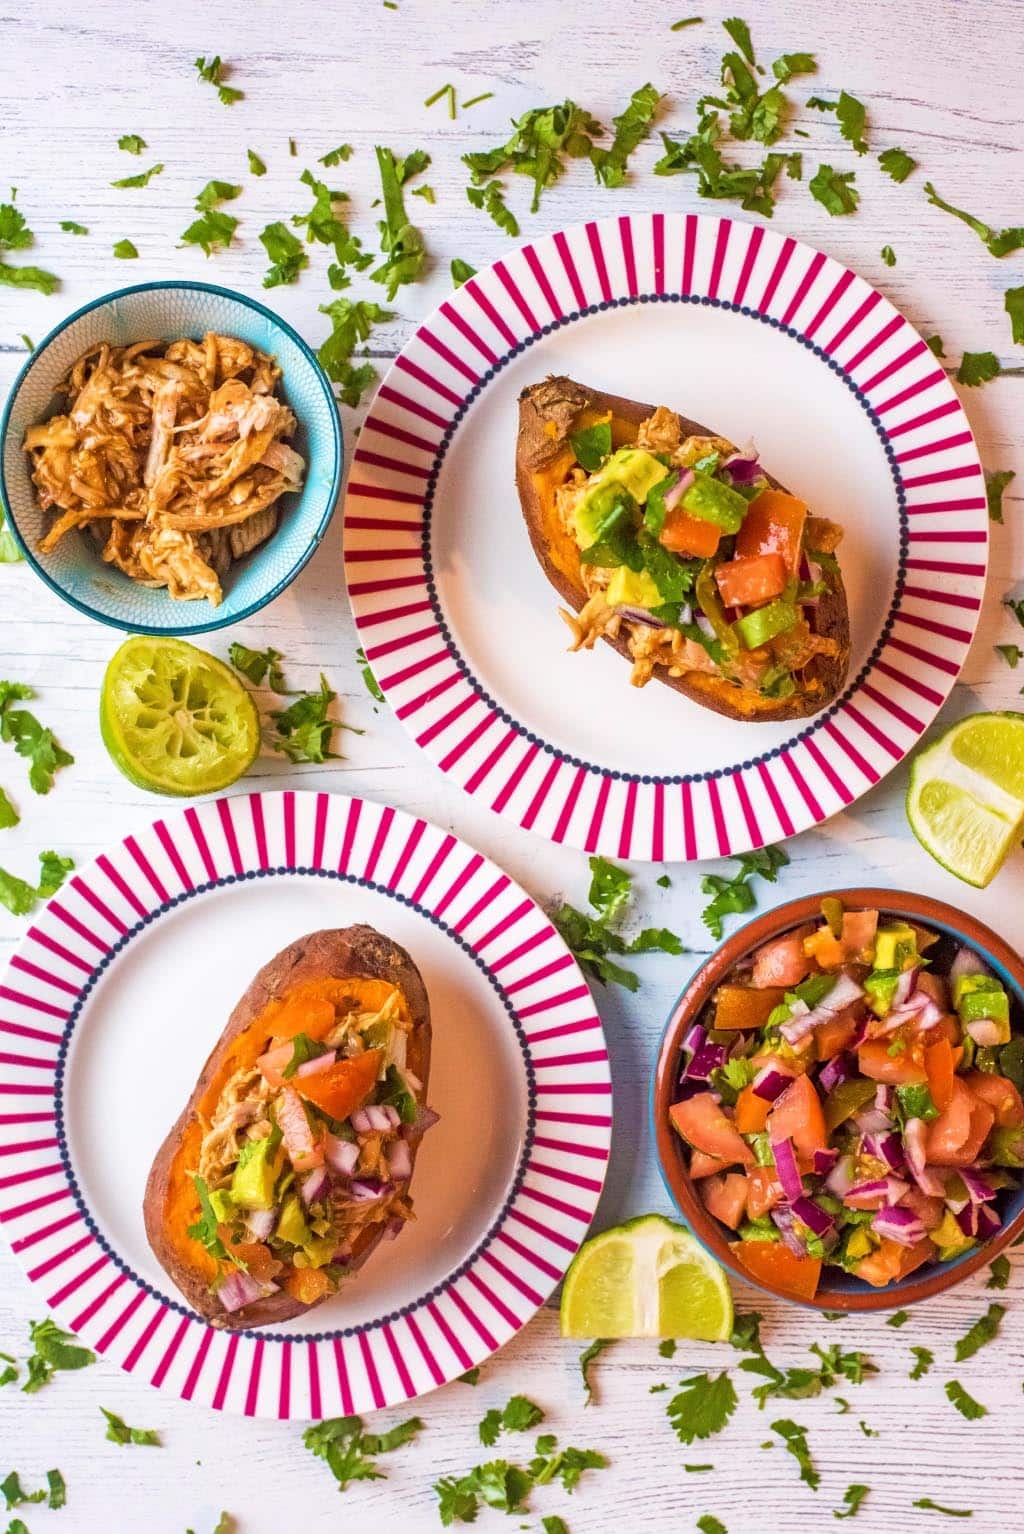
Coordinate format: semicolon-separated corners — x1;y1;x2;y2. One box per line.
0;280;342;636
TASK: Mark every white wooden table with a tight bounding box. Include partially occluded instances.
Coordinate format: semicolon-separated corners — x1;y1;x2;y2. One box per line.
2;1;1023;1529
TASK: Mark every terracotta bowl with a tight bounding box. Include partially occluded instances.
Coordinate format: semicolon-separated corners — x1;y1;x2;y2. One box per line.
652;888;1024;1311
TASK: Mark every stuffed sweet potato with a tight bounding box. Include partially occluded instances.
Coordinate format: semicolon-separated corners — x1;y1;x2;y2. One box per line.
144;926;434;1330
516;376;850;722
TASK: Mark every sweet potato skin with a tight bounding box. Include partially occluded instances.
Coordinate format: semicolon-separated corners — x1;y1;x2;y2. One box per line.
516;375;850;722
143;925;431;1330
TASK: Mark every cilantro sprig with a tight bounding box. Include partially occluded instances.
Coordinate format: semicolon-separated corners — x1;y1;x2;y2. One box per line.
953;1303;1003;1362
0;849;73;917
0;193;58;293
700;845;788;939
666;1371;738;1445
553;856;683;991
370;146;430;299
20;1318;95;1393
101;1407;160;1446
479;1395;545;1446
195;54;243;106
303;1414;423;1491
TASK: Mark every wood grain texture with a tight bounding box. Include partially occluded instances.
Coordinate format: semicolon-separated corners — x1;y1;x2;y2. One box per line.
1;0;1023;1529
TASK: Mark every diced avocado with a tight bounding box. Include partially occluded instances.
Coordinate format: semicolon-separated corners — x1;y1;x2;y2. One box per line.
844;1226;874;1261
733;598;798;651
275;1193;311;1249
988;1124;1024;1168
208;1188;236;1225
953;973;1008;1019
737;1217;780;1243
300;1234;337;1269
605;565;663;610
874;922;918;972
230;1136;281;1212
680;471;750;533
574;447;667;546
932;1209;975;1260
864;969;901;1017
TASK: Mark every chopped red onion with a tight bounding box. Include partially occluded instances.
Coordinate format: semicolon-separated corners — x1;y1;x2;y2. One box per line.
966;1018;1006;1047
722;453;763;485
884;990;944;1033
949;944;991;984
364;1105;392;1132
892;968;919;1009
871;1206;926;1248
300;1166;329;1206
854;1107;892;1135
324;1134;359;1177
218;1269;267;1314
663;468;695;511
388;1140;413;1181
245;1208;277;1243
695;612;717;639
903;1119;947;1198
958;1168;996;1204
770;1204;808;1258
770;1135;804;1202
875;1084;894;1115
752;1064;794;1102
296;1049;336;1079
780;972;863;1045
685;1038;729;1084
812;1147;839;1177
955;1202;1001;1240
682;1022;706;1058
819;1052;855;1095
791;1194;834;1237
349;1178;389;1203
845;1176;909;1209
616;605;669;628
862;1131;906;1172
350;1108;372;1134
825;1153;857;1198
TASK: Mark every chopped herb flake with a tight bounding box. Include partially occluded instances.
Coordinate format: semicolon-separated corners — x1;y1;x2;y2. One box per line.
913;1498;973;1518
954;1303;1004;1361
986;1254;1011;1289
578;1337;612;1404
101;1407;160;1446
881;245;896;266
809;163;859;216
956;351;1000;387
248;149;267;176
111;162;163;188
450;257;477;287
986;469;1015;522
879;146;916;182
924;182;1024;257
945;1379;986;1420
666;1372;738;1445
195;55;243;106
834;1484;870;1519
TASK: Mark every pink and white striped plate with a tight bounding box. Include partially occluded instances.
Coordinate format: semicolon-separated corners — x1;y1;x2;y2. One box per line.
0;791;610;1417
343;212;987;862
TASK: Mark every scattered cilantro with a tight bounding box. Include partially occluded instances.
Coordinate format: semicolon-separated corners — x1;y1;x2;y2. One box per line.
587;855;631;921
0;194;58;292
986;1255;1011;1290
259;221;309;288
117;133;147;154
356;647;384;703
1005;597;1024;627
303;1414;423;1491
554;860;682;992
722;15;755;63
578;1338;612;1404
248;149;266;176
996;645;1022;667
659;1339;677;1359
451;257;476;287
806;96;838;111
466;178;519;236
701;846;788;939
730;1312;763;1352
886;1310;910;1328
0;1472;45;1510
316;297;390;407
945;1380;986;1421
179;208;237;255
22;1317;95;1393
46;1469;66;1509
0;849;73;917
186;1175;231;1263
425;83;457;119
923;182;1024;257
926;334;946;356
697;1518;727;1534
878;147;916;182
772;52;816;82
101;1407;160;1446
956;351;1000;387
464;100;603;218
881;245;896;266
528;1439;606;1493
194;179;242;212
834;1484;870;1520
227;643;289;691
458;1367;481;1386
0;682;74;793
462;92;494;110
371;146;430;299
320;144;354;167
835;91;868;154
591;83;662;189
1005;286;1024;345
479;1395;545;1446
671;16;703;28
913;1499;973;1518
656;873;672;888
195;55;243;106
113;238;138;259
268;675;354;764
0;789;18;829
542;1519;568;1534
435;1460;532;1523
60;219;88;235
770;1419;818;1490
412;184;435;203
834;1398;851;1414
110;162;164;188
0;1352;18;1388
292;168;369;285
686;1463;714;1472
909;1345;933;1380
986;469;1015;522
809;163;859;216
954;1303;1004;1361
666;1372;738;1445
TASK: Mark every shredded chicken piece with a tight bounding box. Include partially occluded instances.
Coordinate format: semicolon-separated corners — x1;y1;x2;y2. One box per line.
636;405;682;454
24;332;305;604
197;1066;273;1189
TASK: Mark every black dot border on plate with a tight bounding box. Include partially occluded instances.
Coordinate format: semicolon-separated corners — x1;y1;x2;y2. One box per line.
51;864;549;1346
414;291;910;786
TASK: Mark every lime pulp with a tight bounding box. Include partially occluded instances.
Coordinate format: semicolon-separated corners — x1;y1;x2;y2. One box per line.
906;712;1024;888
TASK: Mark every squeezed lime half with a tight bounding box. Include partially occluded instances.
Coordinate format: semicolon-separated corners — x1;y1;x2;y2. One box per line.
907;712;1024;887
100;635;260;796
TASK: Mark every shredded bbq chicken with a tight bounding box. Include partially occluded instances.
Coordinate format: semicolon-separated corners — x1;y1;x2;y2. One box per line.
24;333;304;605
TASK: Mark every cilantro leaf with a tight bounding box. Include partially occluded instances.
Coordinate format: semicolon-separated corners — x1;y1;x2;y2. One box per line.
259;221;309;288
700;848;786;939
179;210;237;255
697;1518;728;1534
451;258;476;287
195;55;243;105
0;1472;46;1509
36;850;73;897
1005;285;1024;345
292;168;370;285
666;1372;738;1445
110;162;164;189
552;902;637;991
1006;597;1024;627
772;52;816;82
945;1379;986;1420
528;1441;606;1493
671;16;703;28
587;855;632;922
248;149;266;176
628;926;685;954
59;219;88;235
956;351;1000;387
730;1311;763;1352
0;263;58;292
770;1418;819;1490
228;644;289;692
542;1519;569;1534
101;1406;160;1446
479;1395;544;1445
464;100;603;216
986;1254;1010;1289
458;1367;481;1385
360;1417;424;1454
46;1468;66;1509
996;644;1022;667
913;1498;973;1518
0;697;73;796
0;198;32;249
909;1345;933;1380
355;647;384;703
370;145;429;299
578;1337;612;1404
987;469;1015;522
118;133;147;154
194;179;242;211
0;789;18;830
320;144;354;167
809;163;859;216
268;675;354;764
954;1302;1004;1361
303;1414;422;1491
21;1317;95;1393
0;847;68;915
112;238;138;259
878;146;916;182
591;83;662;189
721;16;755;64
923;181;1024;257
316;298;389;405
434;1473;481;1525
881;245;896;267
835;91;868;154
466;178;520;236
834;1483;869;1519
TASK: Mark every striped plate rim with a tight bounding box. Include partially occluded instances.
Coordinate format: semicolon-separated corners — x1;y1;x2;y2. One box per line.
342;211;987;862
0;790;611;1417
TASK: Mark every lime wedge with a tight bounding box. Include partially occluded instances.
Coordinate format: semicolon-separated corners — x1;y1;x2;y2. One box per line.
907;712;1024;887
560;1214;733;1340
101;636;260;796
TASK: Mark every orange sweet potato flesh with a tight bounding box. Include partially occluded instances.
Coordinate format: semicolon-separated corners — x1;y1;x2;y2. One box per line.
144;926;431;1331
516;376;850;723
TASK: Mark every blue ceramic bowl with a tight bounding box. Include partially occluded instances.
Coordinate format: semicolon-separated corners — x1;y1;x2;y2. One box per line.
652;889;1024;1311
0;281;342;635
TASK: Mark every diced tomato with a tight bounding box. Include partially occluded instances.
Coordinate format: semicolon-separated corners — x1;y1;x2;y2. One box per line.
219;1231;282;1284
924;1037;956;1114
713;984;786;1030
735;488;808;573
768;1073;828;1158
963;1070;1024;1128
855;1237;934;1288
294;1048;382;1123
659;507;722;558
901;1187;947;1232
670;1092;755;1167
857;1040;928;1085
689;1148;728;1179
735;1240;821;1301
916;970;951;1011
912;1013;961;1047
700;1171;749;1230
751;926;816;988
257;1042;296;1089
714;552;788;609
277;1086;324;1172
925;1078;995;1166
746;1166;782;1220
282;1266;333;1305
735;1084;771;1134
815;1005;862;1061
842;909;879;960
